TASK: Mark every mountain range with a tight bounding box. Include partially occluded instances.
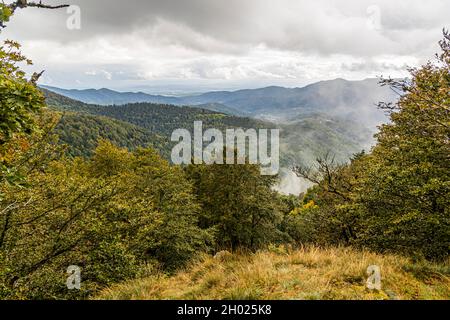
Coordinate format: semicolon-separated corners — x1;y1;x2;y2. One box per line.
41;78;396;124
42;78;398;194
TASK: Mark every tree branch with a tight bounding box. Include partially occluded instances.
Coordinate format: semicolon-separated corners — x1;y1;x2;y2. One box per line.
9;1;70;14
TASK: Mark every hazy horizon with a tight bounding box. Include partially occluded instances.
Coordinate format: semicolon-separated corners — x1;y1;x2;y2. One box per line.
42;76;386;96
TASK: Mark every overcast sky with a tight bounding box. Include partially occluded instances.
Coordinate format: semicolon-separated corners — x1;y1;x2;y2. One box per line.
2;0;449;93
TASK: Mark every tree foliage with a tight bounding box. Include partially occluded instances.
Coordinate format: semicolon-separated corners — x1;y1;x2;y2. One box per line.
186;155;284;250
0;134;211;299
293;31;450;260
0;40;45;184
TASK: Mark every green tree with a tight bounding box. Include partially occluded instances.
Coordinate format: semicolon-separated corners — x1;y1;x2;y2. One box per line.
0;1;67;184
293;31;450;260
354;31;450;259
0;139;212;299
0;40;46;184
186;154;283;250
293;152;366;245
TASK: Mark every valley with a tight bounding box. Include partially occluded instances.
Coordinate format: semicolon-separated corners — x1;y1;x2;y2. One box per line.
43;78;397;194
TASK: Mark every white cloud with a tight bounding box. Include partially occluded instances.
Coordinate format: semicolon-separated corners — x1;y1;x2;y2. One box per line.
2;0;447;91
85;69;113;80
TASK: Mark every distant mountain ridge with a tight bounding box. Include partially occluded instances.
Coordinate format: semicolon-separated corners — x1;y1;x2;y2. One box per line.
41;85;180;105
41;78;397;125
41;85;246;116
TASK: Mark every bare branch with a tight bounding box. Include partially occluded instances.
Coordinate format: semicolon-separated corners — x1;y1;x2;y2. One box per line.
1;1;69;28
30;70;44;85
9;1;69;13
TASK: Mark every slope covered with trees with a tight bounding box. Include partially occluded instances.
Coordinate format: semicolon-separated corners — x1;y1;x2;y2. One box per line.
55;113;168;158
45;92;272;137
44;88;373;171
43;88;274;159
280;112;373;166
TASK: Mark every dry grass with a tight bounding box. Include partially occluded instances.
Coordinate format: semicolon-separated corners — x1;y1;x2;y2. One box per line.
96;246;450;300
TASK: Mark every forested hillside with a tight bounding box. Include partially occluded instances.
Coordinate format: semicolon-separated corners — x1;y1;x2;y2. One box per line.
280;113;373;165
43;88;272;160
60;102;269;138
42;86;248;116
55;113;168;158
43;88;373;171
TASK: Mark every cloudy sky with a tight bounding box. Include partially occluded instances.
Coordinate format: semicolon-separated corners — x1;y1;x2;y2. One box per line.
2;0;449;94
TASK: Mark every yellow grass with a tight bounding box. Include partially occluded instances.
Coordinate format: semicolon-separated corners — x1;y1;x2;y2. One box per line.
96;246;450;300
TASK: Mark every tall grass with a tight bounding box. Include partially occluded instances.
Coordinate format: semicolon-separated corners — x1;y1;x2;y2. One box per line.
96;246;450;300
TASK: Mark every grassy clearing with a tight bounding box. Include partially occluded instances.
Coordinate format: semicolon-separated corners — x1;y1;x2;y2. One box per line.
96;246;450;300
